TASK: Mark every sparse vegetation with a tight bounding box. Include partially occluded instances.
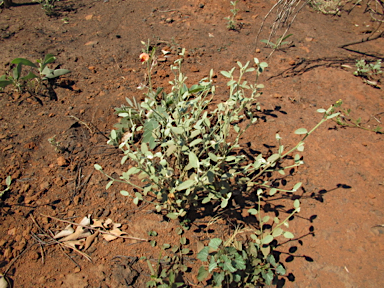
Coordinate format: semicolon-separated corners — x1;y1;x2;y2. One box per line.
95;41;340;286
0;54;70;98
261;33;293;50
354;59;382;87
330;100;383;133
308;0;346;15
224;1;239;30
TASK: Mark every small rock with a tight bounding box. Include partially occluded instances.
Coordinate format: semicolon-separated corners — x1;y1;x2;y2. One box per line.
40;181;51;191
30;251;40;261
57;156;68;167
165;18;173;23
288;60;296;66
255;48;261;53
85;41;98;46
73;195;81;205
74;267;81;273
190;65;200;72
4;247;12;259
8;228;16;236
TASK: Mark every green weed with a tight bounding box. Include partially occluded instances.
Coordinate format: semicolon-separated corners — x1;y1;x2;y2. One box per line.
224;1;239;30
330;100;383;133
261;34;293;50
0;54;70;96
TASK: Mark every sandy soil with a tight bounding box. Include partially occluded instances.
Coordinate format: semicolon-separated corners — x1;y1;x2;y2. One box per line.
0;0;383;287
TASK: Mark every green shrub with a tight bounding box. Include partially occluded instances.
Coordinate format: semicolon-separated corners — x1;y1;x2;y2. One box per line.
95;41;339;286
96;42;338;219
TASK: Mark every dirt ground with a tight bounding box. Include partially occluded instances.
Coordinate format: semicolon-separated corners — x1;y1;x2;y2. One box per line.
0;0;383;287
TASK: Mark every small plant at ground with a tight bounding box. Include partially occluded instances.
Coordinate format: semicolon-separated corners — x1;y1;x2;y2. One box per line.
261;34;293;50
146;228;188;287
197;191;300;286
0;54;70;96
0;176;11;198
354;59;382;87
38;0;60;16
330;99;383;133
48;135;66;153
308;0;346;15
224;1;239;30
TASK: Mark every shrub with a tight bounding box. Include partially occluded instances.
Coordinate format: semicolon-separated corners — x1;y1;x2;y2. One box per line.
95;41;339;286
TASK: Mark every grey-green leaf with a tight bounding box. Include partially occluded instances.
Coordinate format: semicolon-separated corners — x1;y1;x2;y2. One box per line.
208;238;222;250
261;235;273;244
283;231;294;239
175;179;195;191
294;128;308;135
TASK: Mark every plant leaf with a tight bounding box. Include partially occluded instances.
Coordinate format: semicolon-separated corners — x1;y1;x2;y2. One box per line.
197;266;209;281
283;231;294;239
208;238;222;250
175;179;195;191
294;128;308;135
11;58;37;68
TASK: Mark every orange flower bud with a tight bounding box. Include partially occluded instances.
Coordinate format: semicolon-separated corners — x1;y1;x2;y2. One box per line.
139;53;150;63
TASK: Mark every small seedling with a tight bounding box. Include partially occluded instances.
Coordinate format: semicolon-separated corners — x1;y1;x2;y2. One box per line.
38;0;59;16
330;100;383;133
354;59;382;87
0;176;11;198
48;135;66;153
224;1;239;30
261;33;293;50
0;54;70;96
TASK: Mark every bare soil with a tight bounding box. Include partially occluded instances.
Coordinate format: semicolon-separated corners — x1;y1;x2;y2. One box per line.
0;0;383;287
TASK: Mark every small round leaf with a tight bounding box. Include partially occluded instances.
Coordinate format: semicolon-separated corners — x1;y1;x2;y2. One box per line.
294;128;308;135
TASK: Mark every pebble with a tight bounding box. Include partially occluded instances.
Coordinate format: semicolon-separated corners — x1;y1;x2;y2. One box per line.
30;251;40;261
40;181;51;191
57;156;68;167
3;247;12;259
74;267;81;273
73;195;81;205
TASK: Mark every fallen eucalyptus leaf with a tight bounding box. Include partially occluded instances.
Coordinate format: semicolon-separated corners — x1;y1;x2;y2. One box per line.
84;231;99;251
103;218;113;228
0;274;8;288
63;239;85;249
91;219;104;228
102;225;127;242
54;224;74;239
